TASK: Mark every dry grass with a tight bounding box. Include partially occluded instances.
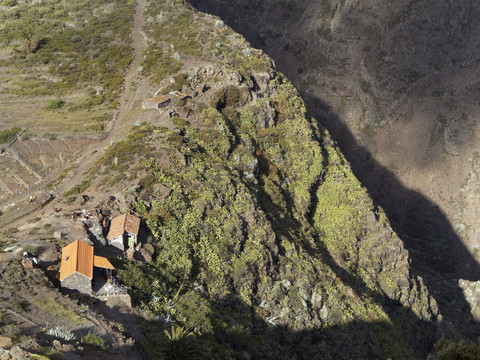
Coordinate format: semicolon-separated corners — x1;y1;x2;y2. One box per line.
33;297;85;323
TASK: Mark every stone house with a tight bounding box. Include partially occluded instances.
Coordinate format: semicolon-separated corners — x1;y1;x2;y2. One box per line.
106;213;140;251
59;240;114;295
169;91;191;103
142;94;171;110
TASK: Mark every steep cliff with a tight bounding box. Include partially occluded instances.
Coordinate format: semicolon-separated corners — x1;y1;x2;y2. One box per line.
189;0;480;348
68;1;444;358
0;0;464;358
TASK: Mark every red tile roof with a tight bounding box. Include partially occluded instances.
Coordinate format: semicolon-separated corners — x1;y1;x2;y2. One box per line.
60;240;115;281
107;213;140;240
93;255;114;269
59;240;94;281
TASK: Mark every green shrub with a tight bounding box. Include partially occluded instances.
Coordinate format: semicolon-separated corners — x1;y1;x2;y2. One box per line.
63;196;76;204
37;347;66;360
81;331;106;350
1;324;20;343
22;245;38;256
157;325;200;360
176;291;213;335
210;86;242;111
46;326;76;342
45;99;65;111
0;127;21;144
29;355;51;360
2;0;17;6
161;73;190;94
63;178;92;197
139;174;156;191
429;337;480;359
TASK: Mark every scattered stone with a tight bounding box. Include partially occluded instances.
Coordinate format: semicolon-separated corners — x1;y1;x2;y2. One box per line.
21;258;33;269
126;248;135;261
7;345;30;360
0;336;12;349
0;349;11;360
52;339;62;351
62;343;75;352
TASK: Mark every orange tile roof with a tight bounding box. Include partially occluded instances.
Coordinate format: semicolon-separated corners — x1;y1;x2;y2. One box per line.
59;240;94;281
93;255;114;269
107;213;140;240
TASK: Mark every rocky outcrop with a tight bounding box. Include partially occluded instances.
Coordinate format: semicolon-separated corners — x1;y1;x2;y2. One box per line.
89;2;441;352
459;279;480;321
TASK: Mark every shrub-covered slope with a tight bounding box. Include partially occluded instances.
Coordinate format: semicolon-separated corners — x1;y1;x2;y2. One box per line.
72;1;442;358
0;0;134;135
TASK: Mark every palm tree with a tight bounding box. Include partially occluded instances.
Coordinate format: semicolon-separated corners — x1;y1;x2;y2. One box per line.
21;25;34;55
158;325;201;360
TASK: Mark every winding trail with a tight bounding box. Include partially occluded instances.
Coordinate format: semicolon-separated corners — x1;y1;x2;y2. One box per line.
0;0;147;229
115;0;147;131
56;0;147;195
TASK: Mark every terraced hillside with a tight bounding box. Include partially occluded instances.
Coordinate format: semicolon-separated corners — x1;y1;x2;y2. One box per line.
0;136;96;203
0;0;136;207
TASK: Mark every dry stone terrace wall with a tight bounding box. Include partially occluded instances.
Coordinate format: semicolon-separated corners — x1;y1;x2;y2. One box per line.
0;137;96;202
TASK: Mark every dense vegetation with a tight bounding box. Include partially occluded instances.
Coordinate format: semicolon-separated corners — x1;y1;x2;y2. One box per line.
140;0;271;84
4;0;468;358
74;2;440;357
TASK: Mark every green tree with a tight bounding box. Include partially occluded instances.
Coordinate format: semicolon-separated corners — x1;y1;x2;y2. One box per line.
158;325;201;360
429;337;480;359
21;25;35;55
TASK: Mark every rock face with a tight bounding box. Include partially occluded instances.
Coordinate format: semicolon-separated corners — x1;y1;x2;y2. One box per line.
190;0;480;260
81;1;446;356
459;279;480;321
189;0;480;345
0;336;12;350
0;345;30;360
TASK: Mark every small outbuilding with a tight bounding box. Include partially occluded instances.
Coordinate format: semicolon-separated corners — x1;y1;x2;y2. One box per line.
142;94;171;110
169;91;190;102
59;240;114;295
106;213;140;251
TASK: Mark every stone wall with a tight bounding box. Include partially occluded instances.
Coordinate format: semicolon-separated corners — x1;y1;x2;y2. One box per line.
109;235;125;251
61;272;92;295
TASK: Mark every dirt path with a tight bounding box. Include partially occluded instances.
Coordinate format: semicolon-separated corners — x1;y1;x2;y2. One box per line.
115;0;147;131
56;0;147;195
0;0;147;230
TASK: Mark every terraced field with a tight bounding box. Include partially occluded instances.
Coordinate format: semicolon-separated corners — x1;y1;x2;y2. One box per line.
0;136;96;202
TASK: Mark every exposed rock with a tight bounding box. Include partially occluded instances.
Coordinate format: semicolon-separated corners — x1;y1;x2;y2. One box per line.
52;340;62;351
0;349;10;360
459;279;480;321
61;343;75;352
6;345;30;360
0;336;12;350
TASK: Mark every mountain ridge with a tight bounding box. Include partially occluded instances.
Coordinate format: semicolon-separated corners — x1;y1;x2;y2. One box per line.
0;0;476;358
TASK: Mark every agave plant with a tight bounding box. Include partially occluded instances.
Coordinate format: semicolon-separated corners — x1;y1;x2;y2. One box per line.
46;326;76;342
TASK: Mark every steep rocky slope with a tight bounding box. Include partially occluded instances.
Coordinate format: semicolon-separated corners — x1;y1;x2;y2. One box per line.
1;0;474;358
190;0;480;346
51;1;444;358
190;0;480;270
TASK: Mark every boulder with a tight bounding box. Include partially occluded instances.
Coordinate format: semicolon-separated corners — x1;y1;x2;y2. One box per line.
0;336;12;349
